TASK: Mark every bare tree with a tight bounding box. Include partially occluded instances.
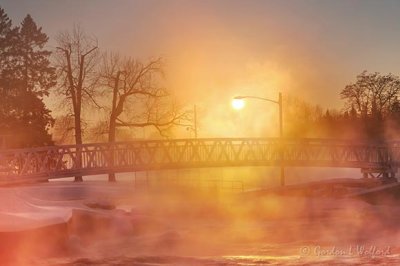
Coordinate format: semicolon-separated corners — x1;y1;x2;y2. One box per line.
341;71;400;118
100;53;191;181
52;114;75;144
54;25;99;181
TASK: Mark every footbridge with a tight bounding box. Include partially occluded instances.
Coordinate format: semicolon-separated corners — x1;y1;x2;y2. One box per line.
0;138;400;183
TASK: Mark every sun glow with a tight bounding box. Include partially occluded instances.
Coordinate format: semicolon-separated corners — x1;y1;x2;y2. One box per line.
232;98;245;110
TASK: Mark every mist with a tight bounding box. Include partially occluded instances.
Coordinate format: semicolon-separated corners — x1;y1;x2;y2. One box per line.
1;1;400;265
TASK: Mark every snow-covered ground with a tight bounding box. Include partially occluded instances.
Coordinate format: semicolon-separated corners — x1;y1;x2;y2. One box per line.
0;179;399;265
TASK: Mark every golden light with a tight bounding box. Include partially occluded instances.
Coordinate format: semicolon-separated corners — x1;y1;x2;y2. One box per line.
232;98;245;110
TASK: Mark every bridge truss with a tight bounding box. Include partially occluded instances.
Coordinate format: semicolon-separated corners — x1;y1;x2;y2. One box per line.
0;138;399;182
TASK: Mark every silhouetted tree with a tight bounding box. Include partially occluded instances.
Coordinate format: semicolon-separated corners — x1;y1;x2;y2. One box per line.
349;105;357;120
0;9;54;148
283;95;323;138
100;53;191;181
341;71;400;118
52;114;75;144
0;7;16;81
55;25;99;181
17;15;56;96
340;71;400;140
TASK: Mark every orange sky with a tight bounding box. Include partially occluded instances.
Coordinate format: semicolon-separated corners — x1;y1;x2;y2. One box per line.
3;0;400;138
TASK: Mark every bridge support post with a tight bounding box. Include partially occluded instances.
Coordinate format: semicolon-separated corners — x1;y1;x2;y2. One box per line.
279;92;285;186
108;173;116;182
361;167;398;183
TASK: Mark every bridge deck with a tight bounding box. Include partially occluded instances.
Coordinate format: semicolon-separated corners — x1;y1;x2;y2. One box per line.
0;138;399;181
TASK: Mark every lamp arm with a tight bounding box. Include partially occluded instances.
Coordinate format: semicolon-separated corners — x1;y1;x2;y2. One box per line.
236;96;279;104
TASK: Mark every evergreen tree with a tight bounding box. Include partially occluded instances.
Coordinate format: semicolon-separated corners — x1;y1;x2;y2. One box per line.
349;105;357;120
17;14;56;96
0;7;18;95
0;8;55;148
0;7;11;66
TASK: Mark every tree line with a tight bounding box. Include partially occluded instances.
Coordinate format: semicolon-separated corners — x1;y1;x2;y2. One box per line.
0;8;190;149
284;71;400;141
0;8;191;181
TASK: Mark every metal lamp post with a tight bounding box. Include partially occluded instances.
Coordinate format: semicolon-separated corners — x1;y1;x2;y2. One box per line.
233;92;285;186
187;104;198;138
194;104;198;139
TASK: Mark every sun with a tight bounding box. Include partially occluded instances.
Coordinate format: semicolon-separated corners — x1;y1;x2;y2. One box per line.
232;98;245;110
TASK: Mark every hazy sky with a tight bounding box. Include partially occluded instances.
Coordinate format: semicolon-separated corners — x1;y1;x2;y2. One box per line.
2;0;400;136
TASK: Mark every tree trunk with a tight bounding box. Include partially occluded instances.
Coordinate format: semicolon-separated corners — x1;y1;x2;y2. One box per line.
108;117;116;143
57;36;98;183
74;110;83;182
107;73;120;182
108;116;116;182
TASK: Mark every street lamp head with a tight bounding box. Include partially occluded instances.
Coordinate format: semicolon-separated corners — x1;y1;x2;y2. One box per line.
233;96;245;100
232;98;245;110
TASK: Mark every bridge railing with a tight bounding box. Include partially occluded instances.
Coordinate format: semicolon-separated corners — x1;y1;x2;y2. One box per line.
0;138;397;181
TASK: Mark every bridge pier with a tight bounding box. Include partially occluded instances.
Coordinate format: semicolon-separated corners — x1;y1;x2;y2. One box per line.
361;167;398;183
